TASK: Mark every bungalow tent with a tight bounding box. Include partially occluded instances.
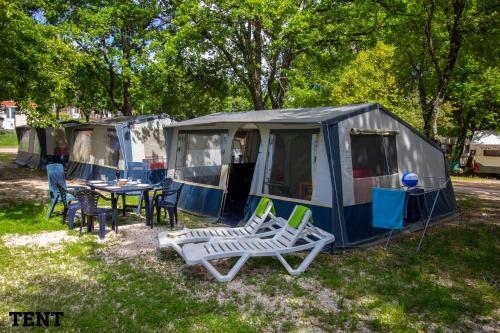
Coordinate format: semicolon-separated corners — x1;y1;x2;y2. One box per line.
15;121;79;169
470;130;500;174
65;114;174;183
164;103;458;247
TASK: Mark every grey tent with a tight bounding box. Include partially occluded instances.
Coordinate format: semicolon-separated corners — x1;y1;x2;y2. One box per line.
15;121;79;169
65;114;175;183
163;103;458;247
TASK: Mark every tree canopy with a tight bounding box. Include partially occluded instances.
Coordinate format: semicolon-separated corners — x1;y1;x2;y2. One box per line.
0;0;498;160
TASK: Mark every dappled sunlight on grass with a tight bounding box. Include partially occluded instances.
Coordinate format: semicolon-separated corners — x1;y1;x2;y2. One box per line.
0;201;66;235
0;166;498;332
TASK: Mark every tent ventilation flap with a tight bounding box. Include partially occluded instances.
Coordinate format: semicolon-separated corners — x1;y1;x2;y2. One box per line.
350;128;399;136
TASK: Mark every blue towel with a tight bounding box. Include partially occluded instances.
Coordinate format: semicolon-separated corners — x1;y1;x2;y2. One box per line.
372;188;409;230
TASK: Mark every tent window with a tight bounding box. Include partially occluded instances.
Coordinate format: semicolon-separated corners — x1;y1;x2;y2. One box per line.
131;123;167;169
19;129;30;152
72;129;93;163
174;131;227;186
263;129;319;201
32;130;41;154
50;128;69;155
351;134;398;178
484;149;500;157
105;129;122;167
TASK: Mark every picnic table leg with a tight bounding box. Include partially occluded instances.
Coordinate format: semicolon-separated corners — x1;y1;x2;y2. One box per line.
143;190;152;228
111;193;118;233
122;194;126;216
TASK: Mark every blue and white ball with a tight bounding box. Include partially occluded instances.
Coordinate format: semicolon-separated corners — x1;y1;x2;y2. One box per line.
402;172;418;187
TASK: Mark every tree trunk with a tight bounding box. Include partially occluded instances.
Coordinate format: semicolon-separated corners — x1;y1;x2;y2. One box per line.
451;123;467;164
122;76;132;116
121;25;133;116
421;0;465;143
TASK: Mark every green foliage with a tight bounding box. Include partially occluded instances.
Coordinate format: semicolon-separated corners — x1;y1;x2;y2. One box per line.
0;0;497;148
329;42;423;129
0;0;76;114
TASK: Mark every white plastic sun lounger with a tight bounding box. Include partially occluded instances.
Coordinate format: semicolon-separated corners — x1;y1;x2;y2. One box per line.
181;206;335;282
158;198;284;257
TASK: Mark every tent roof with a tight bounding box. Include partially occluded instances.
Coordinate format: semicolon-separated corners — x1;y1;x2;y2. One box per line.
72;114;173;128
15;120;81;129
169;103;379;127
471;130;500;147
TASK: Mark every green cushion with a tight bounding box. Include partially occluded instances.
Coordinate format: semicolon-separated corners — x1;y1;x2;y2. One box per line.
288;205;312;229
255;197;275;218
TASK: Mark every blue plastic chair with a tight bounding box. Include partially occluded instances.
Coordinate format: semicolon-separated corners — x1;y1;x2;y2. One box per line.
121;162;149;214
74;188;115;239
155;182;184;228
47;164;77;219
55;182;81;228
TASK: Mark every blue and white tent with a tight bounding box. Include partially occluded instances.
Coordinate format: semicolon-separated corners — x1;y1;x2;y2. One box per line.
15;121;79;169
164;103;458;247
66;114;175;183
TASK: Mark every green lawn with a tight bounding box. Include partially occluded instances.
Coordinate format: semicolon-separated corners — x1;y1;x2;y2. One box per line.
0;191;498;331
0;131;17;147
452;175;499;183
0;152;16;162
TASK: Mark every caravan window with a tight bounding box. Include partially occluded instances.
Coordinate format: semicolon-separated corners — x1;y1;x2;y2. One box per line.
105;129;122;167
72;129;93;163
484;149;500;157
174;131;227;186
351;134;398;178
263;129;319;201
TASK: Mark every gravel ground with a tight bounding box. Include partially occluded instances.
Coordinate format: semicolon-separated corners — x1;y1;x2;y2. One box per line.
2;230;79;250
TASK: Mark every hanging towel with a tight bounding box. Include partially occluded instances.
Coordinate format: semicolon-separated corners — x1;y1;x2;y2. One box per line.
372;188;409;230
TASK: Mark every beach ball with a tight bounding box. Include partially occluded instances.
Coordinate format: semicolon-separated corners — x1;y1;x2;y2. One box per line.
402;172;418;187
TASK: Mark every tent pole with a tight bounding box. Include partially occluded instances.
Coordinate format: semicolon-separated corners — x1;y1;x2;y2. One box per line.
416;189;440;253
217;160;233;224
384;229;394;249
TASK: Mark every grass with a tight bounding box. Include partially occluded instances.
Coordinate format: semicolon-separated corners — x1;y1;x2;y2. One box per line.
0;131;17;147
0;201;66;235
452;175;499;183
0;152;15;162
0;170;498;331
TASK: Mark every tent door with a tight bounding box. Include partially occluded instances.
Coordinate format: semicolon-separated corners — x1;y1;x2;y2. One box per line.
221;129;261;225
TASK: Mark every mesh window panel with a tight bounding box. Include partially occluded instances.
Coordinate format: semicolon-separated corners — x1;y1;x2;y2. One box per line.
263;129;318;201
19;129;30;152
174;131;224;186
72;130;93;163
105;129;121;167
351;134;398;178
32;130;41;154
